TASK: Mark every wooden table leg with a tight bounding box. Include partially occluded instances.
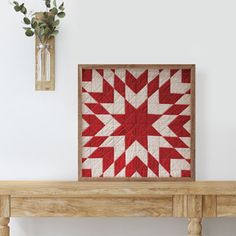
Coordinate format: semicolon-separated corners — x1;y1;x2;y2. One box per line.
0;218;10;236
188;218;202;236
0;196;10;236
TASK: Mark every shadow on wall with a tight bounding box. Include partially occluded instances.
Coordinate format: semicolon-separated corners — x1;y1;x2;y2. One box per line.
10;217;236;236
196;69;208;179
11;218;187;236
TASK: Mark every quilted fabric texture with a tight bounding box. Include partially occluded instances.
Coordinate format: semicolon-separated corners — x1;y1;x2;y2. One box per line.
80;67;193;179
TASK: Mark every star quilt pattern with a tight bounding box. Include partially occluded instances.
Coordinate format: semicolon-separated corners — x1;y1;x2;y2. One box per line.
80;66;194;179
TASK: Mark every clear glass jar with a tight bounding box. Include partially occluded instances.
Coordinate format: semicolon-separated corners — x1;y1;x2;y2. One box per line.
36;43;51;82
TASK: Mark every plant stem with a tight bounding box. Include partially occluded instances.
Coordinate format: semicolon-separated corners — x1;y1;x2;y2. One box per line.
35;29;43;44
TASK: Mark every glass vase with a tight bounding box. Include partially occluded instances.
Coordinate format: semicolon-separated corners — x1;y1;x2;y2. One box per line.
36;43;51;82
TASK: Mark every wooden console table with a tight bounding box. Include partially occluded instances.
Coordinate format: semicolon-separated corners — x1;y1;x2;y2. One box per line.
1;181;236;236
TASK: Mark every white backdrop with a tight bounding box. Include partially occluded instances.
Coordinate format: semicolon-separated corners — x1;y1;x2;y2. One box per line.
1;0;236;235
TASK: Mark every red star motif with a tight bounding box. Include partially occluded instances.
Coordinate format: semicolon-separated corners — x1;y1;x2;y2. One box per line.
112;101;161;149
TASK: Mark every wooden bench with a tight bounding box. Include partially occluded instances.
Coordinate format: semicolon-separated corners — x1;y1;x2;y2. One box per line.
1;181;236;236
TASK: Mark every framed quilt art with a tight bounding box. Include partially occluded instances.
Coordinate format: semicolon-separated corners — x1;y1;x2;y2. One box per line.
78;64;195;181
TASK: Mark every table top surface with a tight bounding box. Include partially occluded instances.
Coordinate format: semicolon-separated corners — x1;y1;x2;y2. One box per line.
0;181;235;197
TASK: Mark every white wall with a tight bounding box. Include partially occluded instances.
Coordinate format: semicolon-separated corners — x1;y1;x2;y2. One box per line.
1;0;236;235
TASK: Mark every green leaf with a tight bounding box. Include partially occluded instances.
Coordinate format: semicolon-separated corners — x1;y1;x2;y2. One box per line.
23;27;31;30
25;29;34;37
43;27;50;36
53;0;57;7
38;27;44;36
14;5;21;12
57;12;65;18
38;22;47;27
31;18;37;29
31;17;36;24
18;3;24;11
50;7;58;15
21;6;27;14
43;12;49;18
59;3;64;11
51;29;59;36
23;17;30;25
45;0;51;8
53;19;60;27
31;22;37;29
48;15;55;24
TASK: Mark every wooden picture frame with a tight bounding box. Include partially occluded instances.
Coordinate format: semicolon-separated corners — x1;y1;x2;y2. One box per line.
78;64;195;181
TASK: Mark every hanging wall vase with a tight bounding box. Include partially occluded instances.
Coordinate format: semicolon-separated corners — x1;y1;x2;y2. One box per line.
11;1;66;91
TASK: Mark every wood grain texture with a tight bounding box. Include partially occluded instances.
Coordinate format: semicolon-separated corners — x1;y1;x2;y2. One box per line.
217;195;236;217
173;195;203;218
190;65;196;180
1;181;236;197
79;64;195;69
187;195;202;218
0;196;10;217
1;181;236;235
78;66;83;180
188;218;202;236
11;197;172;217
78;64;196;181
0;218;10;236
0;196;10;236
203;195;217;217
173;195;187;217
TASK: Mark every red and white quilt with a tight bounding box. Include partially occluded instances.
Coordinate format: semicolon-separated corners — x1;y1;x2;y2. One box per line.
80;66;194;179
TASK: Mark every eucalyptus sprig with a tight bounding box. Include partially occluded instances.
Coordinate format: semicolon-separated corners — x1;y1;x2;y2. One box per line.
12;0;65;44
